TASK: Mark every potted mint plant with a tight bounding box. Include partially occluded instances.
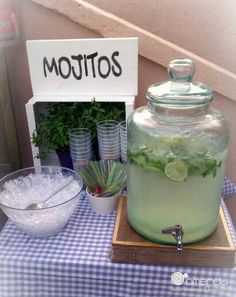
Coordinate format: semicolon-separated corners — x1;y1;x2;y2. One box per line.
31;103;74;168
79;160;127;214
31;100;125;167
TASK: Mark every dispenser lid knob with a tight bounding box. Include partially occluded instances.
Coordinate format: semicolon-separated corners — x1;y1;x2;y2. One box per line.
168;59;196;82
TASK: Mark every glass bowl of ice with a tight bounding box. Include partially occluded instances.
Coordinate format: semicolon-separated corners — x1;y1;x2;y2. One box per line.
0;166;83;238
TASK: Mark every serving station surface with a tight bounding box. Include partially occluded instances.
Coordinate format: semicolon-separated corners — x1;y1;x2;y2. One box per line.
0;189;235;297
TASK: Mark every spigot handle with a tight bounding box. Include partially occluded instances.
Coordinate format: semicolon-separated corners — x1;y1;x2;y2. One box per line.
162;224;184;253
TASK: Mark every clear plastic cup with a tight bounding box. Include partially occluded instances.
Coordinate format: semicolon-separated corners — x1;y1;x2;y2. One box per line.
120;121;126;130
69;138;91;144
69;128;91;137
70;148;92;155
97;132;120;138
119;121;127;163
98;142;120;148
97;120;119;131
69;128;93;164
99;155;120;161
72;159;90;171
99;148;120;154
70;147;92;153
99;149;120;153
69;138;92;143
70;154;92;161
70;155;92;161
97;120;121;160
70;142;92;148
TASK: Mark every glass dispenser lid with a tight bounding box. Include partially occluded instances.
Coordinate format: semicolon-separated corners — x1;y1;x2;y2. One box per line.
147;59;213;106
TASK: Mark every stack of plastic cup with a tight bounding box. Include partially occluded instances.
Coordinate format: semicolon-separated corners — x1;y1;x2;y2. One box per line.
120;121;127;163
69;128;93;170
97;120;120;161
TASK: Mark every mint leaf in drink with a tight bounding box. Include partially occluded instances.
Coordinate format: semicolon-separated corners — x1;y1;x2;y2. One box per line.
128;148;222;180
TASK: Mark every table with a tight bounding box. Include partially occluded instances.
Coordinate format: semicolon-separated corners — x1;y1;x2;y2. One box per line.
0;178;236;297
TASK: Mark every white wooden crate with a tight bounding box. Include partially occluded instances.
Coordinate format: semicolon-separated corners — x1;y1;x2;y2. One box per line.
25;38;138;166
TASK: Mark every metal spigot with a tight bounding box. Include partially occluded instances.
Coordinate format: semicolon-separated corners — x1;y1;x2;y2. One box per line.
162;224;184;253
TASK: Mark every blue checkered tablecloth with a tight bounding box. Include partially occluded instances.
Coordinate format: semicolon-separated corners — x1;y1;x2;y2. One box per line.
0;178;236;297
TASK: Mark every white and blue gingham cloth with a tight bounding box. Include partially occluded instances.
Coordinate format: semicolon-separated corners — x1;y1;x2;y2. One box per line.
0;178;236;297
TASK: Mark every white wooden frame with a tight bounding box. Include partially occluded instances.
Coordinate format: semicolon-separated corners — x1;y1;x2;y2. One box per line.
25;38;138;167
26;96;134;167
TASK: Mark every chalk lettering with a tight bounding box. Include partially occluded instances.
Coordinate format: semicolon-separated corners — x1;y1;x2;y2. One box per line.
111;51;122;77
87;52;98;78
98;56;111;79
42;51;122;80
83;54;88;77
43;57;59;77
71;54;83;80
58;57;71;79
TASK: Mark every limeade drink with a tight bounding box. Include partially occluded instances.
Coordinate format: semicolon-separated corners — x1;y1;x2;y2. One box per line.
127;132;226;244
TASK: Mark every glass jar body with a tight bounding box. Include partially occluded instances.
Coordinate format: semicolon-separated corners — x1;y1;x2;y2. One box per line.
127;104;229;244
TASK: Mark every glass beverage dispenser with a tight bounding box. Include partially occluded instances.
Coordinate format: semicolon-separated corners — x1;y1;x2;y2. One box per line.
127;59;229;250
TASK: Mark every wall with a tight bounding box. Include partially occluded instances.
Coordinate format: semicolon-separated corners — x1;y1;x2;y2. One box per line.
87;0;236;74
4;0;101;167
4;0;236;180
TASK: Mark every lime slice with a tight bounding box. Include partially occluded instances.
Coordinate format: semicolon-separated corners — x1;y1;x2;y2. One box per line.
164;160;188;181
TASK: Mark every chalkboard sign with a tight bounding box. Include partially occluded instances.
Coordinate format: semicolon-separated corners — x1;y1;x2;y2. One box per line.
27;38;138;96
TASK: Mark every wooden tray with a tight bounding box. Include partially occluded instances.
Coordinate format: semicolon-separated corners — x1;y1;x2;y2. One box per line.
111;196;236;268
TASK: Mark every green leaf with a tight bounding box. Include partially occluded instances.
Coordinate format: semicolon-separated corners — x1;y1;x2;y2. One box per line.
128;149;222;179
79;160;127;197
31;100;125;159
